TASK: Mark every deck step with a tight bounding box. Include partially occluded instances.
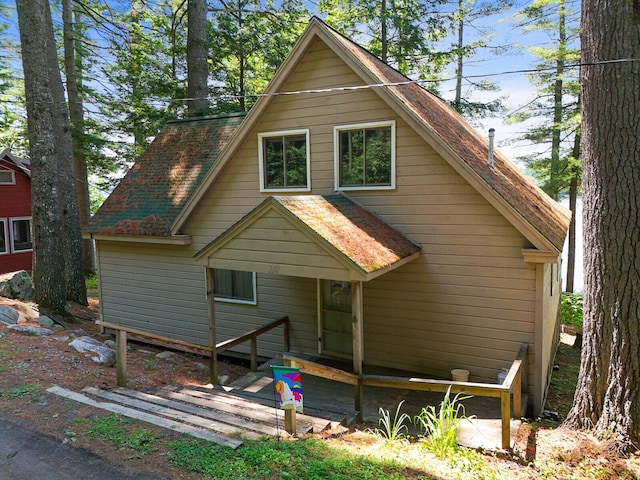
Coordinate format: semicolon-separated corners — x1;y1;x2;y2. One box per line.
46;386;242;449
92;387;298;438
172;385;335;433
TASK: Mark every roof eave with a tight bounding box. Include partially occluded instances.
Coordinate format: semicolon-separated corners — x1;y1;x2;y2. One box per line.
84;232;192;246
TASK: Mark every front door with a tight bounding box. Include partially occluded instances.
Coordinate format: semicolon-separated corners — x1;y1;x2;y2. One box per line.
320;280;352;358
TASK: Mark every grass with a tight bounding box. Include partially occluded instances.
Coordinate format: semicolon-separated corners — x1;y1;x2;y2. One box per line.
0;383;43;401
166;436;427;480
89;415;157;457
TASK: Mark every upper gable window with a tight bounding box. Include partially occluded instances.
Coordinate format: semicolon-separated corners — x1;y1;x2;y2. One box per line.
0;169;15;185
334;120;395;190
0;219;7;255
258;129;310;192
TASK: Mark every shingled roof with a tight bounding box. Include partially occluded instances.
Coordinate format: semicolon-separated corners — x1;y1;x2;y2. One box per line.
274;195;420;273
86;112;245;237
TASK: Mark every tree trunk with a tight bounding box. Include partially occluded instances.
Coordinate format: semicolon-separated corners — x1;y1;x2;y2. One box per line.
454;0;464;113
63;0;94;277
16;0;68;312
549;0;566;201
565;0;640;450
565;125;580;293
187;0;209;114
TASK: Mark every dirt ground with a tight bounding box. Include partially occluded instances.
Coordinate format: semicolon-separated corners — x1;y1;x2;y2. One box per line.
1;296;639;479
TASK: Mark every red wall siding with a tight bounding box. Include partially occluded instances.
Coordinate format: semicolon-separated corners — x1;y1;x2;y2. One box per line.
0;158;33;274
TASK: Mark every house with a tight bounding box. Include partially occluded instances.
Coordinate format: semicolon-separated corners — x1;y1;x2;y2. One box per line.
0;149;32;274
86;18;571;417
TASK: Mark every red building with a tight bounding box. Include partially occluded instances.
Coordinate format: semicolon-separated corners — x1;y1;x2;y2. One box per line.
0;149;32;274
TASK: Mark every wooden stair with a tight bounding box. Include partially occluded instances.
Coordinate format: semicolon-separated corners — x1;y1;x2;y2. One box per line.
47;383;342;449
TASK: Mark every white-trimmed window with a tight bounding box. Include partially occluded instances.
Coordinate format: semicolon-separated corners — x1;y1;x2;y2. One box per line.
0;169;15;185
258;129;310;192
0;219;8;255
214;269;257;305
334;120;395;190
10;217;32;252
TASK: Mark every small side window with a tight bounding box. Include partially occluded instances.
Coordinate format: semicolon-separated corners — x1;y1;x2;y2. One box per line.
258;129;310;192
0;219;8;254
214;269;257;305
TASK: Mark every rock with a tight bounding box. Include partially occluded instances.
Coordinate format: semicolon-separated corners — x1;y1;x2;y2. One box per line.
7;324;54;336
69;336;116;366
156;350;187;364
0;270;34;301
34;315;55;328
0;305;19;325
195;362;210;376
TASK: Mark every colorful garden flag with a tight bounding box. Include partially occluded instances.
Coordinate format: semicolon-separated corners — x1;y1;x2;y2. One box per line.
272;366;303;413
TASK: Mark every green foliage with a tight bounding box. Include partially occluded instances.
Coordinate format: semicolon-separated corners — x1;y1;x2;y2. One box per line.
318;0;450;87
89;415;156;455
414;386;474;459
0;383;43;401
509;0;582;200
209;0;308;112
372;400;410;442
561;292;583;329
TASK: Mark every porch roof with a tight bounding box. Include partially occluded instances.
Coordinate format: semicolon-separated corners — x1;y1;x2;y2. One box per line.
194;195;421;282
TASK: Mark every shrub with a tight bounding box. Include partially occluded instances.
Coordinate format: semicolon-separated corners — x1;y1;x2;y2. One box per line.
561;292;583;329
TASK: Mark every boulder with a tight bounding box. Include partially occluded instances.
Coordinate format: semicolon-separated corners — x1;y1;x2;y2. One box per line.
7;324;53;336
0;271;34;301
69;336;116;366
0;305;19;325
34;315;55;328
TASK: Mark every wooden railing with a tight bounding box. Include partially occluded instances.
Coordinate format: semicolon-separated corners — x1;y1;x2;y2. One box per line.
284;342;528;450
100;316;289;388
216;316;289;371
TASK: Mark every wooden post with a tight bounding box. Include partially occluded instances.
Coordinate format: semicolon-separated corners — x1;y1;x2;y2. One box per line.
283;356;296;435
250;335;258;371
284;409;297;435
115;329;127;387
206;268;217;385
513;368;522;417
351;280;364;420
501;390;511;449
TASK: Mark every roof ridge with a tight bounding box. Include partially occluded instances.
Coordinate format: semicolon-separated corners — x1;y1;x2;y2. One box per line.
165;111;247;125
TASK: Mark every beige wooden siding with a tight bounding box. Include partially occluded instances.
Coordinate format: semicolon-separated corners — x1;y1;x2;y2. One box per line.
208;210;352;280
184;39;538;392
535;262;561;413
214;274;318;358
97;241;210;346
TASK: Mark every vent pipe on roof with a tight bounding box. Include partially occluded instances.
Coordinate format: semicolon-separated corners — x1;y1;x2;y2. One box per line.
488;128;496;170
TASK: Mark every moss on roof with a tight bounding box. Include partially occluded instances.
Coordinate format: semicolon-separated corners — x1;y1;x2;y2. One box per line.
86;112;246;236
274;195;421;273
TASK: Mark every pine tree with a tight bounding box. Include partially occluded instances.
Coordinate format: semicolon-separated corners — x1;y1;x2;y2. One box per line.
565;0;640;451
